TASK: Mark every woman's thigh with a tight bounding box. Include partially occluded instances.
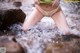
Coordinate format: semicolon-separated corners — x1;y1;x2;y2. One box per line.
22;8;44;30
51;9;70;33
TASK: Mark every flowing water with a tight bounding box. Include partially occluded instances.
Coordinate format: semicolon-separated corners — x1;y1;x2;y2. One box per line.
9;1;80;53
9;16;80;53
9;19;59;53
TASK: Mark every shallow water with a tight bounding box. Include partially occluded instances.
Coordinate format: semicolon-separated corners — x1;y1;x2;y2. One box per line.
9;17;80;53
8;1;80;52
9;21;58;53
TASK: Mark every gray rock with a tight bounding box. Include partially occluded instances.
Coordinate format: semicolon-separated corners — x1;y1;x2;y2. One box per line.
0;36;25;53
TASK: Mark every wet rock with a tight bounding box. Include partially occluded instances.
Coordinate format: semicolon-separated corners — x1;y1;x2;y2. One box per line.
13;1;22;7
43;34;80;53
0;0;23;10
0;9;26;30
0;36;25;53
0;30;17;36
0;0;26;30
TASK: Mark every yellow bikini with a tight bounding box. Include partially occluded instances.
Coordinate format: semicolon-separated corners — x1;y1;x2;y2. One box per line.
40;0;53;5
35;0;60;17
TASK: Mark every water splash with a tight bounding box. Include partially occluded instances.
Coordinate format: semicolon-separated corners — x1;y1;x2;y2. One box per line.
9;17;80;53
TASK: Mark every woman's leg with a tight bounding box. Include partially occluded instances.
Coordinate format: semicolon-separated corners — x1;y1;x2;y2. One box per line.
51;9;70;35
22;8;44;31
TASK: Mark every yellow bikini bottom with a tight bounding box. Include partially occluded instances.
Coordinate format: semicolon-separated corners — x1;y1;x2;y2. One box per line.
35;5;60;17
40;0;53;5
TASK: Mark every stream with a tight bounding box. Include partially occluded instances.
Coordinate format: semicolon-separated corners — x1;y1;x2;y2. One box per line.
0;0;80;53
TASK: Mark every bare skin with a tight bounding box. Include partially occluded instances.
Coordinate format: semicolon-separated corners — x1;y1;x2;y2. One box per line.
51;8;70;34
22;0;70;34
22;8;44;31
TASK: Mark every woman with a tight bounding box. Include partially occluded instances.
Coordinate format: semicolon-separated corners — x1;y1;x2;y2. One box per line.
22;0;70;35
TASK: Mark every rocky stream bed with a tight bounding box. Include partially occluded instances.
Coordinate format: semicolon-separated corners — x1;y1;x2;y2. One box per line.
0;0;80;53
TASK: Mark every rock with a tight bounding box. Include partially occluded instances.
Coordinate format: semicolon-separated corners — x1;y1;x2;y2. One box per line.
0;0;23;10
0;9;26;30
13;1;22;7
0;36;25;53
0;0;26;30
43;34;80;53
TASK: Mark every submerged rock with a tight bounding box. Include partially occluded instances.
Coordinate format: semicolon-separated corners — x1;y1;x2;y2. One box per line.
43;34;80;53
0;36;25;53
